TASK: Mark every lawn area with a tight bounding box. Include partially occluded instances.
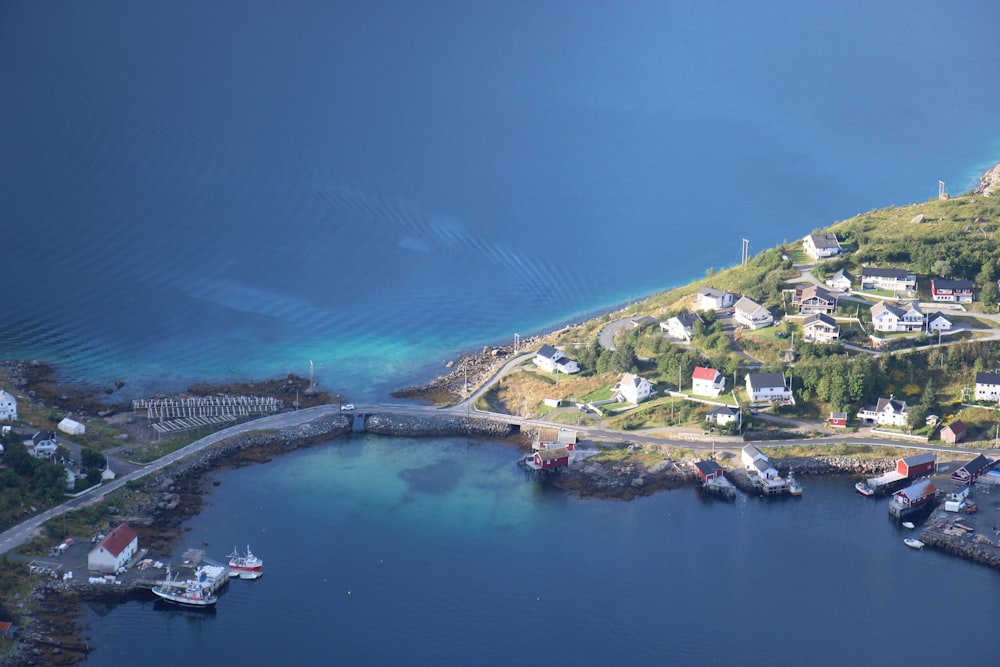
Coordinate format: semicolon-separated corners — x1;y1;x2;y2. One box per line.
785;247;810;265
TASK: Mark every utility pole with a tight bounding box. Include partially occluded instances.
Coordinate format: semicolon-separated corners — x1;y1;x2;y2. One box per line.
514;333;520;354
741;238;750;265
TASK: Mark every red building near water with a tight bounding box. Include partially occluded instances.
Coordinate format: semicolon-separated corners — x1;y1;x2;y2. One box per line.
897;453;936;478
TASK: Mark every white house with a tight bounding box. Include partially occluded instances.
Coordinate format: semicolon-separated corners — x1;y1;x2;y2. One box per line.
733;296;773;330
745;372;791;402
30;431;58;459
58;418;86;436
857;396;908;427
705;405;739;426
741;444;779;480
870;301;924;332
694;287;735;311
793;285;838;315
802;313;840;343
824;269;853;292
860;267;917;292
803;232;842;260
974;371;1000;402
661;313;702;342
0;389;17;422
930;278;975;303
926;312;953;332
617;373;653;405
691;366;726;398
533;344;580;374
87;523;138;573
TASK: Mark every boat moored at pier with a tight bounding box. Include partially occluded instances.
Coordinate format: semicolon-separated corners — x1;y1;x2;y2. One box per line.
228;545;263;579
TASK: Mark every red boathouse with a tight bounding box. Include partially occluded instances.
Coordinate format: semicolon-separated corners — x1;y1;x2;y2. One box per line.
533;447;570;470
897;453;935;478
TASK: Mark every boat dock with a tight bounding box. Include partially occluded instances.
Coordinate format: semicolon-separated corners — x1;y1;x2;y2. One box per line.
703;476;737;499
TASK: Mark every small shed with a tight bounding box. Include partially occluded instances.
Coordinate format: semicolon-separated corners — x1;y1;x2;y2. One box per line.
58;418;86;436
897;453;936;478
940;420;967;445
533;447;569;470
694;460;724;482
829;411;848;428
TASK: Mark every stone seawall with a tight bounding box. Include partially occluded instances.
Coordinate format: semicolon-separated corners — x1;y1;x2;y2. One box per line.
364;413;517;439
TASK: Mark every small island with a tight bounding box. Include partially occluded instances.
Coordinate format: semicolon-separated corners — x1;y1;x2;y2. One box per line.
1;165;1000;666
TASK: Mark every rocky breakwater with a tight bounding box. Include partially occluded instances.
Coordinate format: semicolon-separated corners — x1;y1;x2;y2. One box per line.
774;456;897;476
364;412;517;439
918;505;1000;571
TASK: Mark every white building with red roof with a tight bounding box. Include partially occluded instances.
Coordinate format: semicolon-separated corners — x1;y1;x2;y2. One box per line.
691;366;725;397
88;523;138;573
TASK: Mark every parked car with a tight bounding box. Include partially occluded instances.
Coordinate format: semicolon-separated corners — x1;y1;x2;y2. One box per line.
341;404;355;411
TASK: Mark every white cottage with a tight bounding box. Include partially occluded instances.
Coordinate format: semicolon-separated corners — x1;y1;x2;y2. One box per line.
733;296;773;330
0;389;17;422
745;372;791;403
803;233;842;260
87;523;138;573
974;371;1000;402
694;287;736;311
660;313;702;342
857;397;908;427
870;301;924;332
691;366;726;397
533;344;580;374
617;373;653;405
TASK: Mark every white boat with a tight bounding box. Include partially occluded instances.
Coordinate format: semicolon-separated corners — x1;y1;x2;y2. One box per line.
786;471;803;496
228;544;263;578
904;538;925;550
902;521;915;529
855;481;875;497
151;567;218;606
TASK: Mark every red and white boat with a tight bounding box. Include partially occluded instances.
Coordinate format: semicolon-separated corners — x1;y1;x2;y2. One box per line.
228;545;263;579
855;481;875;497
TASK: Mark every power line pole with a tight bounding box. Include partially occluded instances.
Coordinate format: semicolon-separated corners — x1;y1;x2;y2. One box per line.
741;238;750;265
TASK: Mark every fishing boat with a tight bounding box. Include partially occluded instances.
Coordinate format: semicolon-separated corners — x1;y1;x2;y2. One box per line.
855;481;875;497
786;471;803;496
151;567;218;606
902;521;915;529
903;538;925;550
228;545;263;579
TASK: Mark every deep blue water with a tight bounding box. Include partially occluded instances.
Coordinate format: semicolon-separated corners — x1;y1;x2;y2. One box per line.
3;1;999;400
80;437;1000;666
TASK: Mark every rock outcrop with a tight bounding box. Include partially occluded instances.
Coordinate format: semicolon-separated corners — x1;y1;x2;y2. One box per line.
975;162;1000;197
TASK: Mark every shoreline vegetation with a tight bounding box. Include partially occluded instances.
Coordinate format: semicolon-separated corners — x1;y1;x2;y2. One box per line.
2;163;1000;665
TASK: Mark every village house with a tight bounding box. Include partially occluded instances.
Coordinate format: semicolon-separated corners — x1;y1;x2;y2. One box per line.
829;411;848;428
890;479;937;513
30;430;58;459
733;296;773;330
694;460;725;482
870;301;925;332
0;389;17;422
705;405;739;426
617;373;653;405
533;344;580;374
856;396;908;427
930;278;975;303
88;523;139;573
745;372;791;403
660;313;702;342
0;621;17;641
691;366;726;397
802;232;842;260
926;312;953;332
694;287;735;311
860;267;917;293
802;313;840;343
940;420;968;445
950;454;992;484
741;444;780;480
974;371;1000;402
793;285;838;315
824;269;853;292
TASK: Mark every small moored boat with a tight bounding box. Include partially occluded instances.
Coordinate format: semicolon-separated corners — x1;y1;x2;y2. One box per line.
786;471;803;496
855;481;875;497
902;521;915;529
904;538;925;550
228;545;263;579
151;567;218;606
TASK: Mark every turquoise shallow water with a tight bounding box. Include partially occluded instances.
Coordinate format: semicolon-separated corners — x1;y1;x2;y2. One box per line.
80;437;1000;666
3;1;1000;399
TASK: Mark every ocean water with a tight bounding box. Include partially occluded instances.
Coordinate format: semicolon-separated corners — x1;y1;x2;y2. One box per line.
80;437;1000;666
3;1;1000;400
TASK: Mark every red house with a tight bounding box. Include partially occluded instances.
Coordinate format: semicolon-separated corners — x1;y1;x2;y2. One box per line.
891;479;937;510
534;447;569;469
897;452;935;478
930;278;975;303
694;460;724;482
951;454;993;484
828;411;848;428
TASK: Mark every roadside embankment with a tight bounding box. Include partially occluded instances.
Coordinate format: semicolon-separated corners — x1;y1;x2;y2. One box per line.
364;413;518;439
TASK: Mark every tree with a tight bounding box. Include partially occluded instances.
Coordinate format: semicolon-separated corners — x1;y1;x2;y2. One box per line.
81;447;105;472
931;259;951;278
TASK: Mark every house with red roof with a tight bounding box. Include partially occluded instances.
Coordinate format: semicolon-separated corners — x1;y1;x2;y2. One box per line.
691;366;725;398
88;523;138;573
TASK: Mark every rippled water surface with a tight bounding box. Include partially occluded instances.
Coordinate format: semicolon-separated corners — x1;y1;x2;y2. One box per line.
3;1;999;399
